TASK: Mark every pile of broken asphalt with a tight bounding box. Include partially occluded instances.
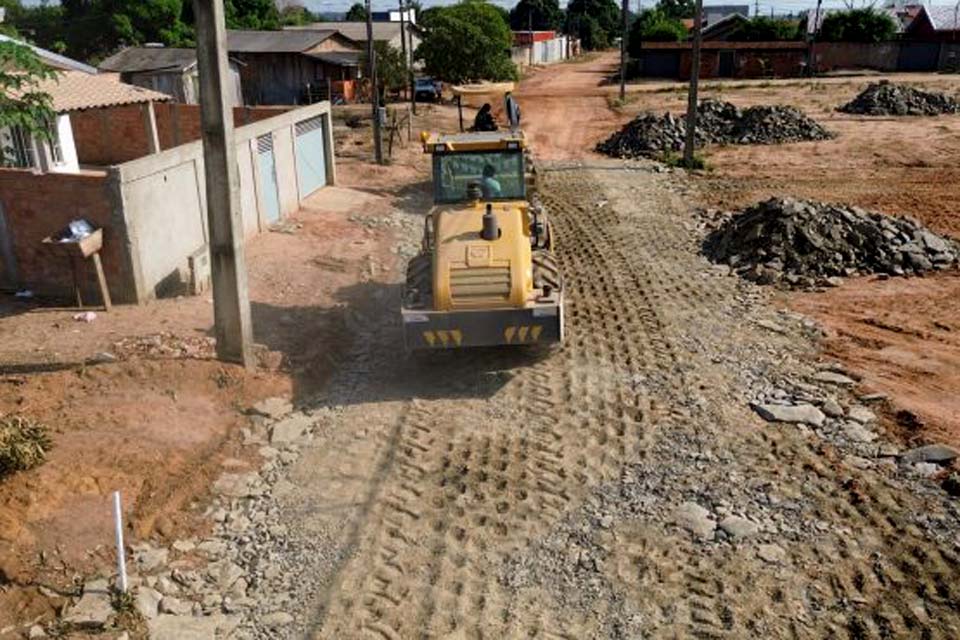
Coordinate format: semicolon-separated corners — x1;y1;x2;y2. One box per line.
703;197;960;288
838;81;960;116
595;99;833;159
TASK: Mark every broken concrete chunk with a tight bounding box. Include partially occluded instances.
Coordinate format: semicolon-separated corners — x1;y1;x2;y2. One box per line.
847;406;877;424
269;413;312;444
812;371;857;386
757;543;787;564
63;579;113;628
249;396;293;420
752;403;826;427
901;444;959;465
673;501;716;540
718;516;760;539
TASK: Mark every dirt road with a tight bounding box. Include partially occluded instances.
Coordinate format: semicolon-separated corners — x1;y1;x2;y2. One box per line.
516;52;628;160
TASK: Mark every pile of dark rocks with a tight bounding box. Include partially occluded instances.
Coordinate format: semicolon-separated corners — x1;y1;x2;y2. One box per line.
838;81;960;116
704;197;959;287
596;99;832;158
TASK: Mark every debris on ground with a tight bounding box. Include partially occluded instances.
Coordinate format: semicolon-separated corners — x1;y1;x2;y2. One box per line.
0;415;52;477
110;333;216;360
595;99;832;158
838;81;960;116
703;197;960;288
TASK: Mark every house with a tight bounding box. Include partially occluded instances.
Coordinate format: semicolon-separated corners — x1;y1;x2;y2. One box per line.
700;13;750;40
226;30;362;105
287;22;422;54
804;4;922;36
371;9;417;24
904;5;960;41
0;33;96;74
98;46;244;107
635;41;808;79
704;5;750;26
511;31;572;68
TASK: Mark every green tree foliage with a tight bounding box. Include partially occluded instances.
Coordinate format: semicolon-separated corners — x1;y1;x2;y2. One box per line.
656;0;695;20
730;16;800;41
564;0;620;50
509;0;563;31
628;8;685;52
0;41;56;166
345;2;367;22
415;1;517;83
418;5;444;30
362;42;407;94
225;0;281;30
278;1;316;26
820;8;896;43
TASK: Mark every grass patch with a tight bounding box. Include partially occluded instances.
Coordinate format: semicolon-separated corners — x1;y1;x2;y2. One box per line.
0;415;52;478
658;150;709;170
606;93;640;113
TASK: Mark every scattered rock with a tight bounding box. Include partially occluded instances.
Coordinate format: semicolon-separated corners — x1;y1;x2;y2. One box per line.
262;611;295;627
269;413;312;444
148;614;221;640
212;472;265;498
838;81;959;116
27;625;46;639
673;501;716;539
812;371;857;386
752;403;826;427
134;547;169;572
136;587;163;620
718;515;760;539
159;596;192;616
847;406;876;424
911;462;941;477
901;443;959;465
757;543;787;564
63;579;113;628
822;399;845;418
249;396;293;420
843;421;877;443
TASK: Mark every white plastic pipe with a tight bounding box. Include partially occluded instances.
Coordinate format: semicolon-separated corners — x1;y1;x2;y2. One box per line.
112;491;128;592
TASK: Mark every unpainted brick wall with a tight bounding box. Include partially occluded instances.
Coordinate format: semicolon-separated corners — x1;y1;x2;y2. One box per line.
71;103;294;166
0;169;137;303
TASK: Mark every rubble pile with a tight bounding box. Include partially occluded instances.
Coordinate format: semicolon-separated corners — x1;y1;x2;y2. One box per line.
596;99;832;158
838;81;960;116
704;197;960;287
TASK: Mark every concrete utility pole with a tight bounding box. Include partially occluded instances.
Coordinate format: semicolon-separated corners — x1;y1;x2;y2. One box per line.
683;0;704;167
620;0;628;100
366;0;383;164
808;0;823;77
193;0;254;367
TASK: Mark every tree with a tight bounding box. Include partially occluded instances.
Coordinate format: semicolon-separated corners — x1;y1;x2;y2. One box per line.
57;0;192;62
656;0;695;20
344;2;367;22
225;0;280;30
509;0;563;31
415;2;517;83
820;8;896;43
418;5;444;30
278;0;316;26
564;0;620;50
0;40;56;166
362;42;407;95
628;8;685;52
731;17;800;41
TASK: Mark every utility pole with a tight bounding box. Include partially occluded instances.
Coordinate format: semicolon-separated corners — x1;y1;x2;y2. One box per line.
399;0;415;115
807;0;823;77
366;0;383;164
683;0;704;167
620;0;628;100
755;0;759;16
193;0;253;367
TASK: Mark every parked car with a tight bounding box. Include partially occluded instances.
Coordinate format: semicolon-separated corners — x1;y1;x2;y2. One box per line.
415;77;442;102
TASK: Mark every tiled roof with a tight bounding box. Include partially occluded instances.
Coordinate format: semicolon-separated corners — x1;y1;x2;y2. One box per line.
37;71;171;112
99;47;199;73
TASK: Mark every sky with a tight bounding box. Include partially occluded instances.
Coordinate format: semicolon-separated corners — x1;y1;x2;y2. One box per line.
15;0;919;20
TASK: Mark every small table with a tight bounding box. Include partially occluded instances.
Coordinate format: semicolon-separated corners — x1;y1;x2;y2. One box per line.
42;228;112;311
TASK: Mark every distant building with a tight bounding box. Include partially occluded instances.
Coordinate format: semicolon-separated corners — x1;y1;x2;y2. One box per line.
99;47;244;107
704;5;750;26
0;33;96;74
905;5;960;41
371;9;416;25
286;21;422;54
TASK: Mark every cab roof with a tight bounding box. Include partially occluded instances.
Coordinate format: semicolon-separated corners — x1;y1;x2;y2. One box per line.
421;130;526;153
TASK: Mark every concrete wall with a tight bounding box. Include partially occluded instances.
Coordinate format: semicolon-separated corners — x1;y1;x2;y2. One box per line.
54;114;80;173
115;101;335;301
512;36;569;71
813;42;900;73
70;103;292;166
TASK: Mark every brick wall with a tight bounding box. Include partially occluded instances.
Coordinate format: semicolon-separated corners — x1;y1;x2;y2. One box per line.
71;104;293;166
0;169;137;303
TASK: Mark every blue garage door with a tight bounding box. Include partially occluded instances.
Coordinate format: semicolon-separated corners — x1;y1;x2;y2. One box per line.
295;116;328;200
257;134;281;224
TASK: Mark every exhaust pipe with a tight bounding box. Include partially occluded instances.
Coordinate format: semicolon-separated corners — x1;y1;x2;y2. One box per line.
481;203;499;241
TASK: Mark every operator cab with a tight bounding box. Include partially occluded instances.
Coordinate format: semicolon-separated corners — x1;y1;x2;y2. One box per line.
422;132;528;205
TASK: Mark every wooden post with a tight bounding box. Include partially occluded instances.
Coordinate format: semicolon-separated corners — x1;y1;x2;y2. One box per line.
366;0;384;164
92;252;112;311
141;101;161;154
620;0;628;100
193;0;254;367
683;0;704;167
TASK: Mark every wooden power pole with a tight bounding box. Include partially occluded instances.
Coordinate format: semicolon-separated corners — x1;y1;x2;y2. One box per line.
399;0;415;116
193;0;253;367
366;0;384;164
620;0;628;100
683;0;704;167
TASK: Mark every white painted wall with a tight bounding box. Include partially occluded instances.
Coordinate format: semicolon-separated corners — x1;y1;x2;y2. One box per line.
52;114;80;173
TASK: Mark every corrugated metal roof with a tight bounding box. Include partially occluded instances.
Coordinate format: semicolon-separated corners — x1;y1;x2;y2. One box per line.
286;21;418;42
226;29;336;53
306;51;362;67
99;47;198;73
926;5;960;31
0;33;97;74
36;71;171;112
